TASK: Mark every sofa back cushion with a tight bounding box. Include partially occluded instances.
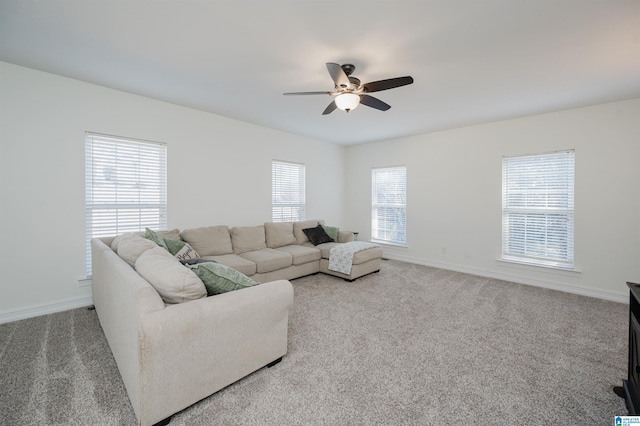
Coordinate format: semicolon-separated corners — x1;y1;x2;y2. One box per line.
116;234;158;267
264;222;297;248
231;226;267;254
155;228;182;241
111;232;139;252
135;246;207;304
181;226;233;256
293;219;325;245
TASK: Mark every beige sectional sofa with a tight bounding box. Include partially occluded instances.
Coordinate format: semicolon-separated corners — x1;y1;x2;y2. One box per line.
91;220;382;426
180;220;382;283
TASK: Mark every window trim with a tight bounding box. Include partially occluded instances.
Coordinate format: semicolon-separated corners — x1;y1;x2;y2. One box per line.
371;165;407;246
85;132;167;276
271;160;306;223
501;149;575;271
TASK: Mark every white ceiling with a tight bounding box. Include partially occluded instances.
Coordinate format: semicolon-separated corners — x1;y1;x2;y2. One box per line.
1;1;639;145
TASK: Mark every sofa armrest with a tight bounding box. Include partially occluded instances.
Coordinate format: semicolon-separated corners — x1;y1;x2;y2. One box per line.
136;279;294;425
338;230;354;243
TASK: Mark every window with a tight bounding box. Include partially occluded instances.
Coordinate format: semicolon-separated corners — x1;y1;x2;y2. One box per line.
502;150;575;269
272;160;305;222
372;166;407;244
85;132;167;275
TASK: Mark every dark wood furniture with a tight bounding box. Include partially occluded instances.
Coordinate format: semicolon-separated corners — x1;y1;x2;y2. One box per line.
622;282;640;414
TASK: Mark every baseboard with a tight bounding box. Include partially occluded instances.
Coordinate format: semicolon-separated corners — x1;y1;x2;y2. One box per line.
0;295;94;324
384;253;628;304
0;256;626;324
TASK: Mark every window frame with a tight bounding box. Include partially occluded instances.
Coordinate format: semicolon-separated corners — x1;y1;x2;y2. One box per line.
501;150;575;270
371;166;407;246
85;132;167;276
271;160;306;223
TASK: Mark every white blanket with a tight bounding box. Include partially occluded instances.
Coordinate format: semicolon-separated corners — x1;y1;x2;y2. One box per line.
328;241;381;275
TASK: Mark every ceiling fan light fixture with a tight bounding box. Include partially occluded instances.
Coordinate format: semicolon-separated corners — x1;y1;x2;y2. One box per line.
335;93;360;112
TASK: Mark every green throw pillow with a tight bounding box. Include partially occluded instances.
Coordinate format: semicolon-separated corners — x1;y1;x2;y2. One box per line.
322;225;339;242
163;237;186;255
145;228;168;250
163;237;200;262
187;262;257;296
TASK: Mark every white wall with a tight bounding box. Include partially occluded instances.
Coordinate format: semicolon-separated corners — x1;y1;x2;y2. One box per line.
345;98;640;302
0;62;346;321
2;60;638;323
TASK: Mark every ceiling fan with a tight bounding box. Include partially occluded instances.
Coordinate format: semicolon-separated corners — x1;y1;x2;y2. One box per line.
283;63;414;115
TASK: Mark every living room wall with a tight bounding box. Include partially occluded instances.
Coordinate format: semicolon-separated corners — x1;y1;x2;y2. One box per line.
344;98;640;302
2;60;638;322
0;62;346;322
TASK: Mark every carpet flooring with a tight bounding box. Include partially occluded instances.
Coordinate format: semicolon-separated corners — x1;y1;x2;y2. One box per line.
0;260;630;425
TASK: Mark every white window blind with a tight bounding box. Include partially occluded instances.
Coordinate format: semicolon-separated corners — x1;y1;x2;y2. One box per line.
85;133;167;275
272;160;305;222
502;150;575;269
372;166;407;244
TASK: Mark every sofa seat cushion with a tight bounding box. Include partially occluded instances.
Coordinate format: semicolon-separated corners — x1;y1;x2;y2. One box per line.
239;248;292;273
181;226;233;256
201;254;256;277
231;226;267;254
135;246;207;304
275;245;321;265
265;222;296;248
304;241;338;259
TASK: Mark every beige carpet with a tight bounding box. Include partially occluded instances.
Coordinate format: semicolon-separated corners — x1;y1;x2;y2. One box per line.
0;260;629;425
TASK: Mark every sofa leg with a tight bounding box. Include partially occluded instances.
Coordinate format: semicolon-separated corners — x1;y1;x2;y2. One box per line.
267;357;283;368
153;416;172;426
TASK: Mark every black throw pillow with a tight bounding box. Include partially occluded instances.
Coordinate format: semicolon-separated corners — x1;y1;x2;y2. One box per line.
303;225;334;245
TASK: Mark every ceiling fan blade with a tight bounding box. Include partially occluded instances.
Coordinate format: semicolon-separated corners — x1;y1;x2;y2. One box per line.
326;63;350;89
359;94;391;111
362;76;414;93
322;100;338;115
283;91;332;96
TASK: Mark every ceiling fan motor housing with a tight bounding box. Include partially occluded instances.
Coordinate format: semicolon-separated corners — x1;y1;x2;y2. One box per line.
283;62;414;115
341;64;356;76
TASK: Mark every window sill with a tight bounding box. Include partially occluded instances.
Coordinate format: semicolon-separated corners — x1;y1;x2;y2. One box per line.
78;277;92;288
371;239;408;248
497;258;581;275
